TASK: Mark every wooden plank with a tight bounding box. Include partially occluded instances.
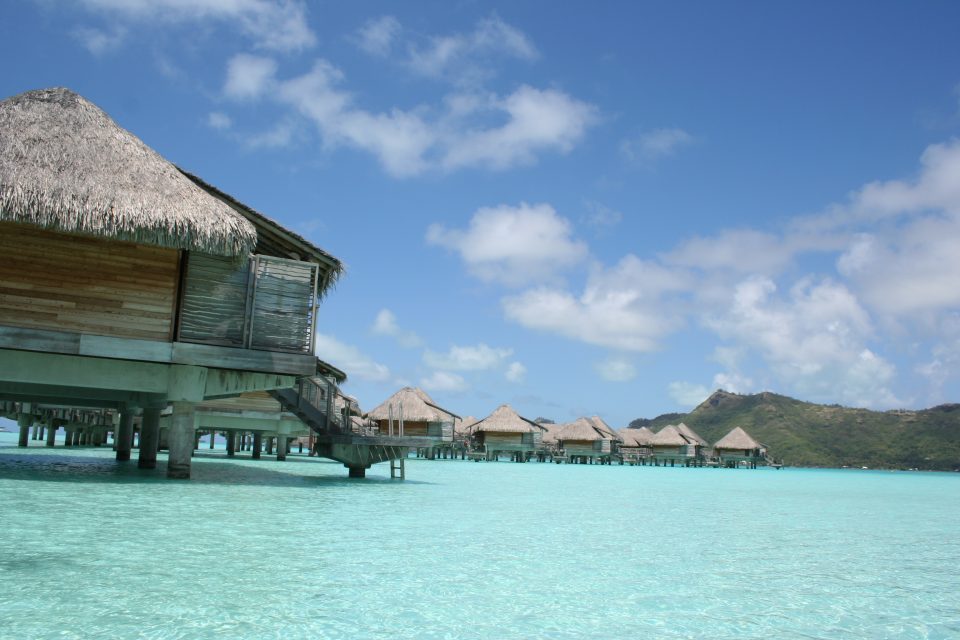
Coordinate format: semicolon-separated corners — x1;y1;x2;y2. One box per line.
171;342;315;375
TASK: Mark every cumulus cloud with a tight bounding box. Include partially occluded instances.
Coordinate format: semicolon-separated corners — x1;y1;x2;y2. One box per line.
353;16;401;56
595;357;637;382
505;361;527;383
225;59;596;177
78;0;316;52
426;202;588;286
314;333;390;382
423;344;513;371
503;255;691;351
224;54;278;100
621;127;694;162
420;371;467;392
705;277;900;408
371;309;422;348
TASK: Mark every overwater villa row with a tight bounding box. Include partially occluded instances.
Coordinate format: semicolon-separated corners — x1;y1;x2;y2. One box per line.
0;86;772;481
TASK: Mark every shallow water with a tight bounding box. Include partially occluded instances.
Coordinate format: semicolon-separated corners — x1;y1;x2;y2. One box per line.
1;432;959;639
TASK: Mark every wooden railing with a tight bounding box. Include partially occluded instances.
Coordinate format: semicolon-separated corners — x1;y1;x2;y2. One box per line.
295;377;375;437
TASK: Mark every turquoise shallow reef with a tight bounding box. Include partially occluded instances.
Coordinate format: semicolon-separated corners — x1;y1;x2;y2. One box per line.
1;432;958;639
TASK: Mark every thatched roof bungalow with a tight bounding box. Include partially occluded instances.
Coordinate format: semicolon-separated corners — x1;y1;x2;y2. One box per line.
714;427;767;467
0;87;345;478
366;387;458;441
648;425;700;464
472;404;545;459
557;417;618;462
618;426;655;448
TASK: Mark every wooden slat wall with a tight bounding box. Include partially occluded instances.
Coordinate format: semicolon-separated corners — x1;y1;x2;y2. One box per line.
0;223;179;341
178;253;249;347
249;257;317;354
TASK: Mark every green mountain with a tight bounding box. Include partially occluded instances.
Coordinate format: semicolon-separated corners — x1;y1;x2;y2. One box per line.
629;390;960;471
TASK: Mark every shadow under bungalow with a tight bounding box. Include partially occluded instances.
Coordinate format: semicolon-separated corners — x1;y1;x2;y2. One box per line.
0;87;437;479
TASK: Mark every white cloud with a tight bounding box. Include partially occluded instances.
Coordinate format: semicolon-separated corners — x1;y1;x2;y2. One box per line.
220;56;595;177
668;381;711;408
224;54;278;100
406;16;538;82
705;277;900;408
371;309;422;348
503;255;691;352
314;333;391;382
78;0;316;52
440;86;597;171
664;229;792;275
423;344;513;371
207;111;232;130
622;127;694;161
244;120;297;149
596;357;637;382
711;371;753;395
505;361;527;383
72;25;127;55
426;202;588;286
353;16;401;56
420;371;467;392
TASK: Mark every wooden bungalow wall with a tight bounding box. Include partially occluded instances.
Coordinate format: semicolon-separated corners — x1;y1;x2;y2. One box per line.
0;223;179;341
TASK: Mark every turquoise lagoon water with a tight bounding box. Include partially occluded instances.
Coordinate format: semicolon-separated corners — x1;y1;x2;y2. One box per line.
1;431;959;639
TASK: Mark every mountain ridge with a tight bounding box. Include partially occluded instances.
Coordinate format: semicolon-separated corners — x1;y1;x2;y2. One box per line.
628;390;960;470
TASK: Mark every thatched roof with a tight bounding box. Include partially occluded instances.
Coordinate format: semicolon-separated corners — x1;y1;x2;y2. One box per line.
618;426;654;446
714;426;762;450
675;422;707;446
454;415;478;436
648;425;693;447
540;422;564;444
558;417;609;442
586;415;621;441
0;87;257;257
183;170;342;294
365;387;458;422
473;404;543;434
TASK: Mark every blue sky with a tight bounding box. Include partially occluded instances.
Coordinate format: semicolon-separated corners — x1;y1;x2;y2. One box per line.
3;1;960;427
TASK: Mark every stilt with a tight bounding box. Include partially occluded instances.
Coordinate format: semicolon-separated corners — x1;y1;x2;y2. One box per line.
116;409;135;462
226;431;236;457
252;432;262;459
390;457;405;480
347;466;366;478
265;437;274;455
31;424;39;440
17;414;31;447
276;435;287;462
167;402;195;480
45;421;57;447
138;408;161;470
193;431;202;451
208;431;216;449
72;429;81;446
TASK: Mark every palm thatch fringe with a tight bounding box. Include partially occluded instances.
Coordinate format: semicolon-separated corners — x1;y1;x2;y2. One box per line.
558;417;611;441
473;404;543;434
0;87;256;257
618;426;654;446
648;424;693;447
714;426;762;450
365;387;458;423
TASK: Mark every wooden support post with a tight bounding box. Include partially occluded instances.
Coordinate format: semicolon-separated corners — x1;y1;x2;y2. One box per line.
138;408;161;470
252;432;261;459
276;436;287;462
265;437;274;455
45;421;58;447
167;402;196;480
116;409;135;462
208;431;216;449
17;413;31;447
226;431;236;457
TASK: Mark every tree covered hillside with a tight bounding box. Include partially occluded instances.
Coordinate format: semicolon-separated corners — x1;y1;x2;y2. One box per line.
630;390;960;471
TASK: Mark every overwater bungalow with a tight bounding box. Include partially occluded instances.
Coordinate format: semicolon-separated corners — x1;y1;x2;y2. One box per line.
713;426;768;468
471;404;546;461
648;424;700;466
0;87;429;479
675;422;708;452
556;417;618;464
617;426;654;463
365;387;458;458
